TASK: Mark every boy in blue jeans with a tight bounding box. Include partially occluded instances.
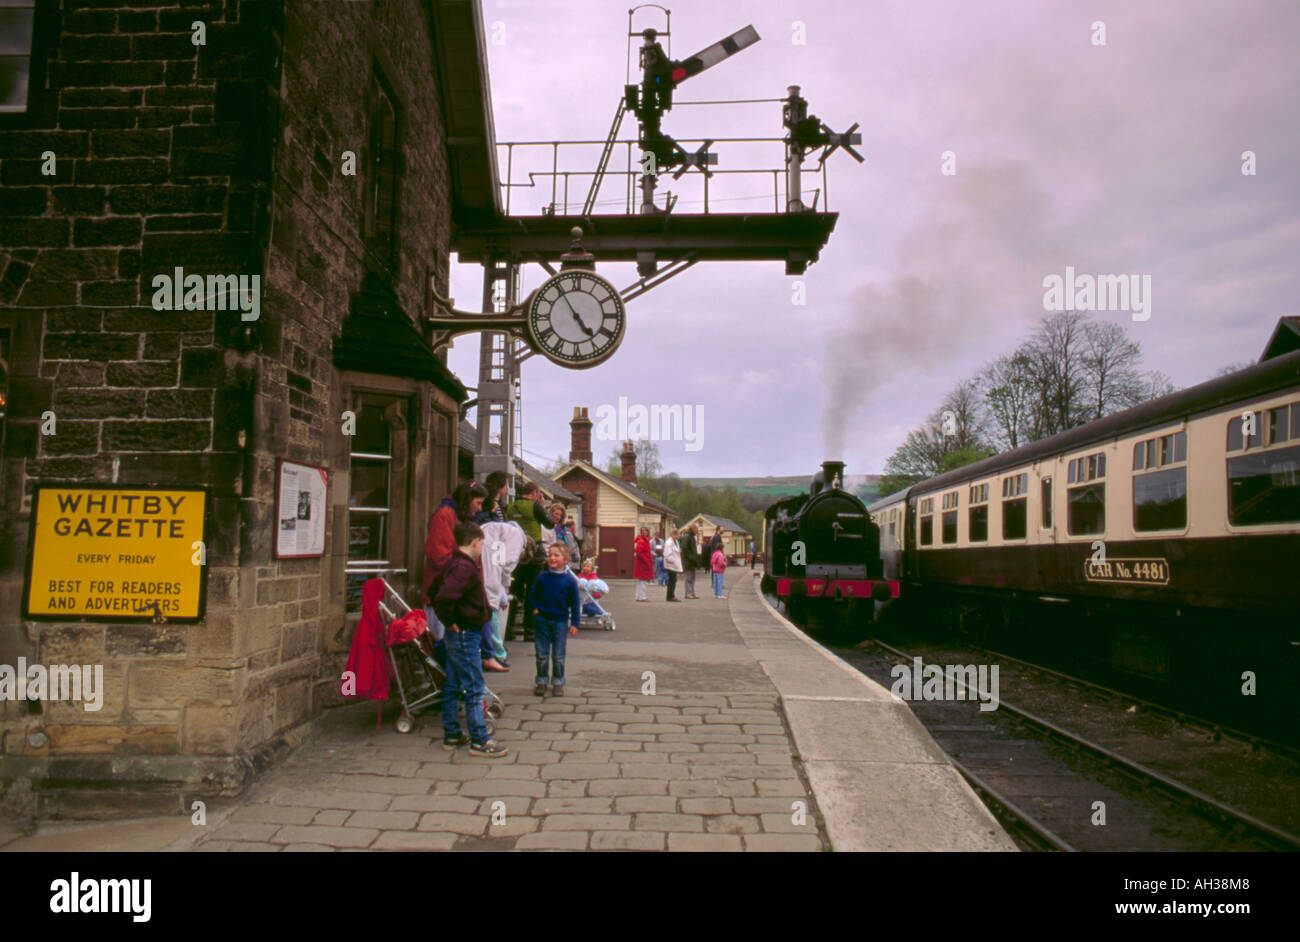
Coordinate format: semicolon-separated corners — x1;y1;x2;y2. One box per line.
530;543;580;697
431;520;508;757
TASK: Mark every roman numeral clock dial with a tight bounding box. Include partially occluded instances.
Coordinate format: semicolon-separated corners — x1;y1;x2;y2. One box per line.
526;271;626;369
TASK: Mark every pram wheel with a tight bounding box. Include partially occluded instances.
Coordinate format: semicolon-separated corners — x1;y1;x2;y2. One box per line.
396;712;413;734
486;699;504;720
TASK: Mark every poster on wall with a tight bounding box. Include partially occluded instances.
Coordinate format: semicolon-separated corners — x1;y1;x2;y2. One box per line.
22;484;209;622
275;459;329;559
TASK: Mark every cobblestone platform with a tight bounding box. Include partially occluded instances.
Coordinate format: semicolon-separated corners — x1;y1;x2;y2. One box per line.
180;569;828;852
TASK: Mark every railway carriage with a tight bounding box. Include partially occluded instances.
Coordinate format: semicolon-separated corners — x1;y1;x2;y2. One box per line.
869;326;1300;736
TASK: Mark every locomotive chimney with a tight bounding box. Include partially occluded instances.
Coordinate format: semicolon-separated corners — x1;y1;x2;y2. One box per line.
821;460;846;490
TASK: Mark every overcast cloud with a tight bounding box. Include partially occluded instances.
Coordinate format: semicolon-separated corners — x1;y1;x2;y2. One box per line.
448;0;1299;478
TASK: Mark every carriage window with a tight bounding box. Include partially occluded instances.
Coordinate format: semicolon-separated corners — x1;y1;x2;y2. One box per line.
941;510;958;544
1133;442;1144;471
1002;497;1027;540
1041;477;1053;529
1134;467;1187;531
1228;444;1300;525
969;505;988;542
1067;482;1105;535
920;515;933;546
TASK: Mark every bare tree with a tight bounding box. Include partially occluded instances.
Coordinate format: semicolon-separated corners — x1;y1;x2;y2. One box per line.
1212;360;1255;378
1026;310;1091;437
1141;370;1177;400
940;377;989;451
1080;320;1144;420
879;380;994;493
981;349;1037;451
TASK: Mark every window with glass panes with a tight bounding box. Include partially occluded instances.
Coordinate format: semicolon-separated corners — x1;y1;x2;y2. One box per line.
968;483;989;542
1002;472;1028;540
345;400;407;611
1067;451;1106;535
0;2;35;114
1226;401;1300;525
941;491;958;544
1131;430;1188;531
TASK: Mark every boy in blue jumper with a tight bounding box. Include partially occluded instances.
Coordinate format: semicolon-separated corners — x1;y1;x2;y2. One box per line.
530;543;581;697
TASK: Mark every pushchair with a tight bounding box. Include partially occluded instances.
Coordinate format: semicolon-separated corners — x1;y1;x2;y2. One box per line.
576;575;615;631
373;578;505;734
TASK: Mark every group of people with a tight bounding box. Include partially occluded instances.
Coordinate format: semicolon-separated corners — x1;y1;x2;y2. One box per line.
633;523;729;603
421;475;586;759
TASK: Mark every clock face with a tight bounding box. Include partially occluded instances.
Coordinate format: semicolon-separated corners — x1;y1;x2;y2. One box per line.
527;271;626;368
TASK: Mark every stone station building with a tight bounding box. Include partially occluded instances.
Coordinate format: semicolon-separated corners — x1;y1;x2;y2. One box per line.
0;0;498;818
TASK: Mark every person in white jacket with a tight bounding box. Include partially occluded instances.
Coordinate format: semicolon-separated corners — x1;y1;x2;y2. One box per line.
663;527;684;602
480;520;527;667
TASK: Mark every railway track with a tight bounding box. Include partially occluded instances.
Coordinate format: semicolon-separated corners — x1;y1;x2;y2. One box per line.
970;644;1300;762
835;634;1300;851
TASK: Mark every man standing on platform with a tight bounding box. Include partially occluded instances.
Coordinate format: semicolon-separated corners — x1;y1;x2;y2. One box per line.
680;524;700;599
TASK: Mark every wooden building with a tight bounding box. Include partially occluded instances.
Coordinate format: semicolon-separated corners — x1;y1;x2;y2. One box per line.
681;513;753;561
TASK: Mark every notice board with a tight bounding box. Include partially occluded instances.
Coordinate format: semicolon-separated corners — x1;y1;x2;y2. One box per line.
22;484;209;622
275;459;328;559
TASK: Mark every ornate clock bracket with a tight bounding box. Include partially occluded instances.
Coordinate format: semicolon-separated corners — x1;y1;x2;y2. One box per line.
423;287;531;355
423;227;597;355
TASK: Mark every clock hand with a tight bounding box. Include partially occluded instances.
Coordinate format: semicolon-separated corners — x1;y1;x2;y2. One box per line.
557;294;595;336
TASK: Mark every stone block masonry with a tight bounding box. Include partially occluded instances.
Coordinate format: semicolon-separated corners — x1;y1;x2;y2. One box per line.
0;0;462;820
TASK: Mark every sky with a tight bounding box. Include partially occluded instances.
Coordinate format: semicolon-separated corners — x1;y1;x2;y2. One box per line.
447;0;1300;478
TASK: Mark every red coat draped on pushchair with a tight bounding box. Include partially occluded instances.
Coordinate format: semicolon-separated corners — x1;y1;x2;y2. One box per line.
343;580;391;710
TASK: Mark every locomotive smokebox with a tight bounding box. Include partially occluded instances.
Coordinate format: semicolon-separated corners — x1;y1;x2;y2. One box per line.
821;460;846;490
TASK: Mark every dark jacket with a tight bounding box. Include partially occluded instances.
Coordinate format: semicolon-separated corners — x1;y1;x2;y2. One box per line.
431;550;491;631
708;533;723;559
680;531;699;569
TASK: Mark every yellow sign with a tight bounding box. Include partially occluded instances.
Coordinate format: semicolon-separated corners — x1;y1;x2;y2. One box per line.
23;485;209;622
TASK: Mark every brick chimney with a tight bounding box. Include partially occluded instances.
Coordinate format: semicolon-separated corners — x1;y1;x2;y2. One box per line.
569;406;593;463
620;440;638;484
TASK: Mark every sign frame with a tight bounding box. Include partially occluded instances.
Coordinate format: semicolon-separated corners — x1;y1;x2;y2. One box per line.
20;482;211;624
273;458;330;560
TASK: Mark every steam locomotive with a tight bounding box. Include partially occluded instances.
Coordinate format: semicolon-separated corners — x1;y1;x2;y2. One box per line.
762;461;899;630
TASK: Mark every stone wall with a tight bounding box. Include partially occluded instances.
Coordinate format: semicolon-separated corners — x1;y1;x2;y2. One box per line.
0;0;460;820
